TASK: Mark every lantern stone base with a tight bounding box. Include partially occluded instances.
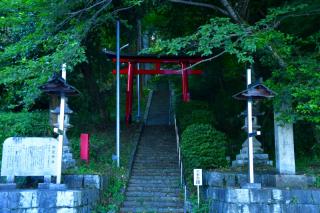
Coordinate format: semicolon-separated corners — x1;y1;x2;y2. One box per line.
38;183;67;190
232;137;273;167
241;182;262;189
62;145;76;171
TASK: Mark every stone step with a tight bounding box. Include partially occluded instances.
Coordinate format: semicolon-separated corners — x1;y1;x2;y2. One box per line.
130;176;179;181
134;158;178;162
129;178;180;184
232;159;273;167
135;156;179;161
135;155;178;159
125;195;181;202
122;200;183;208
136;151;176;154
235;153;270;160
133;165;179;169
131;171;180;176
134;161;178;165
240;148;264;154
126;186;180;193
134;163;178;167
138;143;175;146
132;168;180;172
132;172;180;176
127;182;180;188
133;163;178;167
120;207;184;213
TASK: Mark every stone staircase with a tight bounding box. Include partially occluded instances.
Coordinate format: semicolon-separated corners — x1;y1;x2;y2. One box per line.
121;82;184;212
120;126;184;213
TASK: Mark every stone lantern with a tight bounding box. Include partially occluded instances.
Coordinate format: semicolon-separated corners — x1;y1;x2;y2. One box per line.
232;71;276;188
39;72;79;171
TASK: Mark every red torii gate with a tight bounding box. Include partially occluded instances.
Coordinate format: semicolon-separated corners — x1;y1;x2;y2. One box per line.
106;52;204;125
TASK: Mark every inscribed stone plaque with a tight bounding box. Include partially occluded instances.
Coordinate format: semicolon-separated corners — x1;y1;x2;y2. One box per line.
1;137;59;177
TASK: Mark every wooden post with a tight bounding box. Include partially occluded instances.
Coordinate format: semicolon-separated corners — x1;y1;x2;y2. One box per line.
181;63;190;102
56;64;66;184
126;62;134;125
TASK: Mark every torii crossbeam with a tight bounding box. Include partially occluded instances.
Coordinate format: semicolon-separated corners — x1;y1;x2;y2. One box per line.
105;52;204;125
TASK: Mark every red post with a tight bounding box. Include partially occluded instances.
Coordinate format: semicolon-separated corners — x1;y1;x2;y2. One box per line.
80;133;90;164
181;63;190;102
126;62;134;125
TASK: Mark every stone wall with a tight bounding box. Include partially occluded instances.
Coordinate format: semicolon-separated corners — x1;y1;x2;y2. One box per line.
0;189;99;213
204;171;315;189
206;187;320;213
0;175;104;212
204;171;320;213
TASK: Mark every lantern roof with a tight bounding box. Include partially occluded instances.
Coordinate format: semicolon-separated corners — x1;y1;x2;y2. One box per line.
39;73;79;96
233;82;276;101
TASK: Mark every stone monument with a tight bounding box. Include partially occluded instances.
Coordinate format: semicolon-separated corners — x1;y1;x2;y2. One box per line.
274;108;296;174
0;137;60;188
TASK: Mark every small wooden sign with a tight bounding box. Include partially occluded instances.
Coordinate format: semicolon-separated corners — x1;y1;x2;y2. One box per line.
194;169;203;186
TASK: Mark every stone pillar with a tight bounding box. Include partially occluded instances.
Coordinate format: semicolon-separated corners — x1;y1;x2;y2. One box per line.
274;112;296;174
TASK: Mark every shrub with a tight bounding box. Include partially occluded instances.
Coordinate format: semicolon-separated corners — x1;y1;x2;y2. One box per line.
0;111;51;158
176;100;209;118
181;124;228;174
179;109;216;131
176;100;215;131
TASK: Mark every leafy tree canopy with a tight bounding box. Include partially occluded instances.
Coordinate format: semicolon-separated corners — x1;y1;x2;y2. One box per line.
0;0;141;110
142;0;320;124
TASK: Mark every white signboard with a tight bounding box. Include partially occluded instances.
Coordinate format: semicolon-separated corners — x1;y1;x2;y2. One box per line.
194;169;203;186
1;137;59;179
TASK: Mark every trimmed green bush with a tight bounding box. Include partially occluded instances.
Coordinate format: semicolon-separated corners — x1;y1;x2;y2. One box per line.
181;124;228;173
179;109;216;131
176;100;216;131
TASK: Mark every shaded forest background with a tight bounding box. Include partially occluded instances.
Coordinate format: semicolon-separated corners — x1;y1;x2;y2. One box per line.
0;0;320;170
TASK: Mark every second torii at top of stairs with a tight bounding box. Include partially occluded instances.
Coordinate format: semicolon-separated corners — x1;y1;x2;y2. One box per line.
105;51;204;125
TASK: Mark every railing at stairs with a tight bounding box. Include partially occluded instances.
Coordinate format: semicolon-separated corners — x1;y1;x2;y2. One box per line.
170;83;191;213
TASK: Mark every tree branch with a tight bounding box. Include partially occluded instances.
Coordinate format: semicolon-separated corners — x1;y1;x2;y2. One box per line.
266;45;288;69
111;4;136;15
57;0;112;29
179;50;227;72
273;9;320;28
68;0;110;16
169;0;229;16
235;0;250;18
218;0;242;23
90;0;112;23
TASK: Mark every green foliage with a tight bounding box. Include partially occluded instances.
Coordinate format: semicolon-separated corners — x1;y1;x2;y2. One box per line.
93;166;127;212
0;0;140;110
181;124;228;175
265;31;320;124
176;100;208;118
181;109;215;132
144;2;320;126
176;99;216;132
0;111;51;158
